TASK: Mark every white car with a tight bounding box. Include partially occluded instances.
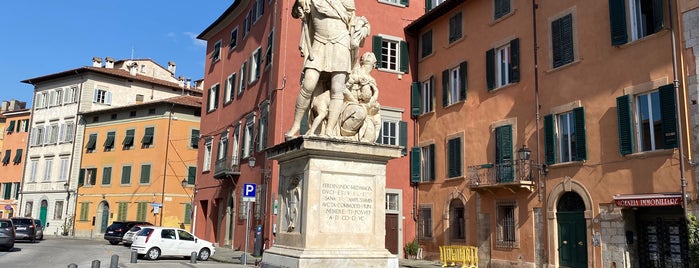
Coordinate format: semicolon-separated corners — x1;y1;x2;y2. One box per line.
131;227;215;261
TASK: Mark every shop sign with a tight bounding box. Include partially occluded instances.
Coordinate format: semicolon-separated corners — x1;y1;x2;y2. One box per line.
614;194;682;207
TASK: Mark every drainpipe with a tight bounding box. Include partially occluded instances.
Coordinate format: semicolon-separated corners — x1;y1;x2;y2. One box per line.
667;0;689;217
160;103;175;226
531;0;542;204
70;75;86;237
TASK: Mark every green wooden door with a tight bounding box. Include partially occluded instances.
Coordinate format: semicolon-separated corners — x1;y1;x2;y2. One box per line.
557;212;587;268
100;205;109;233
39;201;48;228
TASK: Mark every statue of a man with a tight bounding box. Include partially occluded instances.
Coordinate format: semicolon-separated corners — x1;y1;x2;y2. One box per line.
285;0;356;139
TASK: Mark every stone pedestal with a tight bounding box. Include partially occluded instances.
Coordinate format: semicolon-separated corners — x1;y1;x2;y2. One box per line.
261;136;401;268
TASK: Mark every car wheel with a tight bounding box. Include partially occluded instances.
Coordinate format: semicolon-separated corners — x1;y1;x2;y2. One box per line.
109;241;120;245
146;247;161;260
198;248;211;261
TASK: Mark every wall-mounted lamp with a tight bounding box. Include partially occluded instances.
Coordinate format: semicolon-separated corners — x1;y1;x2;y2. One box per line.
517;145;549;177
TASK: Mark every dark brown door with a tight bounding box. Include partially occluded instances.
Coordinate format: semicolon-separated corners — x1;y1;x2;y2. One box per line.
385;213;399;254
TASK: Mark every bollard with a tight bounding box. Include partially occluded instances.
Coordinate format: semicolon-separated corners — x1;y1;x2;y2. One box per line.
190;251;197;264
130;250;138;263
110;254;119;268
67;264;78;268
91;260;100;268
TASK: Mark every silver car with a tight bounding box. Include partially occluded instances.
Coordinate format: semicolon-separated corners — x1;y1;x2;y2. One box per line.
0;219;15;251
122;225;151;246
33;219;44;240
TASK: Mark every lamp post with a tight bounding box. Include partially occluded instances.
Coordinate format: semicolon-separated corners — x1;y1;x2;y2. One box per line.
516;145;548;180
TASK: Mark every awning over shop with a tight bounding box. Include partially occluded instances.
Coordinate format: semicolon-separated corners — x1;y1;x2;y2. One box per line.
613;193;683;207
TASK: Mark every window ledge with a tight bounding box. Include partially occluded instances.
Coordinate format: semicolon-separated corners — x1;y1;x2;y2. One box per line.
378;0;406;8
418;111;436;118
446;175;465;181
488;82;518;93
489;9;517;26
544;59;583;74
377;68;405;76
616;28;669;49
548;160;584;169
625;148;675;159
419;52;436;63
446;35;466;49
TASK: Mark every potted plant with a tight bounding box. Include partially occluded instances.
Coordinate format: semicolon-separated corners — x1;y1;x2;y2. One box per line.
404;239;419;259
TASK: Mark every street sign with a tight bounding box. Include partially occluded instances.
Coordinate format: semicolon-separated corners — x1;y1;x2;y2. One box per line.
243;183;256;202
151;203;162;208
4;205;11;210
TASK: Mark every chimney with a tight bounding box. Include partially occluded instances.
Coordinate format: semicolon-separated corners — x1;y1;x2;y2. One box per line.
1;101;8;113
92;57;103;67
185;78;191;89
167;61;177;75
105;57;115;68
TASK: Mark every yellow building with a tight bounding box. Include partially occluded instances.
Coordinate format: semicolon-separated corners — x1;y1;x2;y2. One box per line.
73;96;201;238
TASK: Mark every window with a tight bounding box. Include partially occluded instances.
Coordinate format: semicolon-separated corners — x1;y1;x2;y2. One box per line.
64;87;77;104
211;40;222;62
13;183;19;200
117;202;128;221
186;166;196;185
31;126;45;146
421;30;433;58
495;125;513;182
447;137;462;178
421;145;436;182
203;138;212;172
121;165;132;185
422;77;434;114
93;88;112;105
6;121;15;133
1;150;9;165
244;11;252;37
59;121;75;143
140;164;151;184
54;201;64;220
55;89;63;106
254;185;266;219
184;203;192;224
229;27;239;49
265;30;274;68
136;202;147;221
254;0;265;22
496;200;517;248
102;167;112;185
449;199;465;241
104;131;116;151
82;168;97;186
47;124;59;144
86;133;97;152
380;121;399;145
231;125;241;168
12;149;22;164
379;0;409;6
372;35;409;73
257;104;269;152
544;107;587;164
35;92;46;109
59;157;69;181
486;39;520;90
190;129;200;149
243;115;255;158
609;0;665;45
79;202;90;221
29;160;38;182
2;183;11;200
449;12;462;43
239;62;248;92
224;73;236;104
426;0;446;11
24;201;33;217
494;0;511;20
418;205;433;238
386;193;400;212
43;158;53;181
218;131;229;163
142;127;154;147
551;14;574;68
178;229;194;241
617;84;677;155
250;48;262;84
123;129;135;149
442;62;468;106
208;84;220;112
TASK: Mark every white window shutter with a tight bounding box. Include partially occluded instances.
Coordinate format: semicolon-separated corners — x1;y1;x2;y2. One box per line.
106;91;112;105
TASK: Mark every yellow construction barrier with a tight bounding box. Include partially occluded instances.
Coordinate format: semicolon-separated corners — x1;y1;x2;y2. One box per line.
439;245;478;268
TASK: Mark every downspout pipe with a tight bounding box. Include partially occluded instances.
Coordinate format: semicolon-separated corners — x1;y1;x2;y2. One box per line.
160;103;175;226
531;0;542;204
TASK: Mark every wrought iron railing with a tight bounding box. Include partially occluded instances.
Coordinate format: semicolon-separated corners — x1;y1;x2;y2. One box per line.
467;159;534;187
214;156;240;178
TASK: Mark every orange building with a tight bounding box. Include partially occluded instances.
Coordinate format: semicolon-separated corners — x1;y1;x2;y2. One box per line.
73;96;201;238
0;101;30;218
407;0;693;267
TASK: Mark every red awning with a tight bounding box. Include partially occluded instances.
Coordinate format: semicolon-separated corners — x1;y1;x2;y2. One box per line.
613;193;683;207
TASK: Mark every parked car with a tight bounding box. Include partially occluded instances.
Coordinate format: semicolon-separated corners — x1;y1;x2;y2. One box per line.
10;217;36;242
131;227;215;261
104;221;152;245
0;219;15;251
122;224;152;246
33;219;44;240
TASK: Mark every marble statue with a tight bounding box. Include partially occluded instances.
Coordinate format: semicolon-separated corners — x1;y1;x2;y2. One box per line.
285;0;377;142
284;177;301;232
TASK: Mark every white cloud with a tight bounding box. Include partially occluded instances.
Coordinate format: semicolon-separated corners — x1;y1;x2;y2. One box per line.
183;32;206;48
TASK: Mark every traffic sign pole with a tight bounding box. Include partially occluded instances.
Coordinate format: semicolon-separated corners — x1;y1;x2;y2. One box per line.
243;201;251;266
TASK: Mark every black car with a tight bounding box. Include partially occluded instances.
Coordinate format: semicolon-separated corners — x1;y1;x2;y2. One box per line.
10;217;36;242
0;219;14;251
104;221;152;245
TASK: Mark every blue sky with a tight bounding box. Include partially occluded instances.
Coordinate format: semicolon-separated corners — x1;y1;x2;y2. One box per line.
0;1;232;107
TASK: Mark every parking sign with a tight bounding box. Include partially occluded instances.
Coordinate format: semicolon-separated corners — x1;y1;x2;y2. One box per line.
243;183;256;202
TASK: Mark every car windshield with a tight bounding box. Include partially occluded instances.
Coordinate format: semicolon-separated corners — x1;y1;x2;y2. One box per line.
12;218;32;225
129;226;142;232
137;228;154;236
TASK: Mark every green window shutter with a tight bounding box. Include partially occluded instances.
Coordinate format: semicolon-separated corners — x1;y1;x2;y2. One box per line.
399;121;408;155
121;166;131;185
191;129;200;148
544;114;556;165
184;203;192;224
447;139;456;177
1;150;9;164
442;69;449;107
459;61;467;101
509;38;520;83
573;107;587;161
410;147;421;183
616;95;634;155
400;41;409;73
372;36;383;68
486;49;495;90
187;166;197;185
86;134;97;150
659;84;678;148
104;132;115;148
140;164;151;184
400;0;409;6
13;149;22;164
608;0;628;45
560;14;574;66
118;203;128;221
142;127;154;145
123;129;135;146
652;0;664;33
429;144;436;181
78;169;85;186
3;183;11;199
137;202;147;221
102;167;112;185
551;17;562;67
411;82;421;117
214;85;220;108
425;0;432;12
448;138;462;178
7;121;15;132
495;125;513;182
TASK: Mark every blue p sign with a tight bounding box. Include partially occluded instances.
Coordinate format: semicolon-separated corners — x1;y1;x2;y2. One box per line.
243;183;256;201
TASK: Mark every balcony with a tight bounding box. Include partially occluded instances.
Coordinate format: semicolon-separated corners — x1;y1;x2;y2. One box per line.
214;156;240;179
467;160;535;193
